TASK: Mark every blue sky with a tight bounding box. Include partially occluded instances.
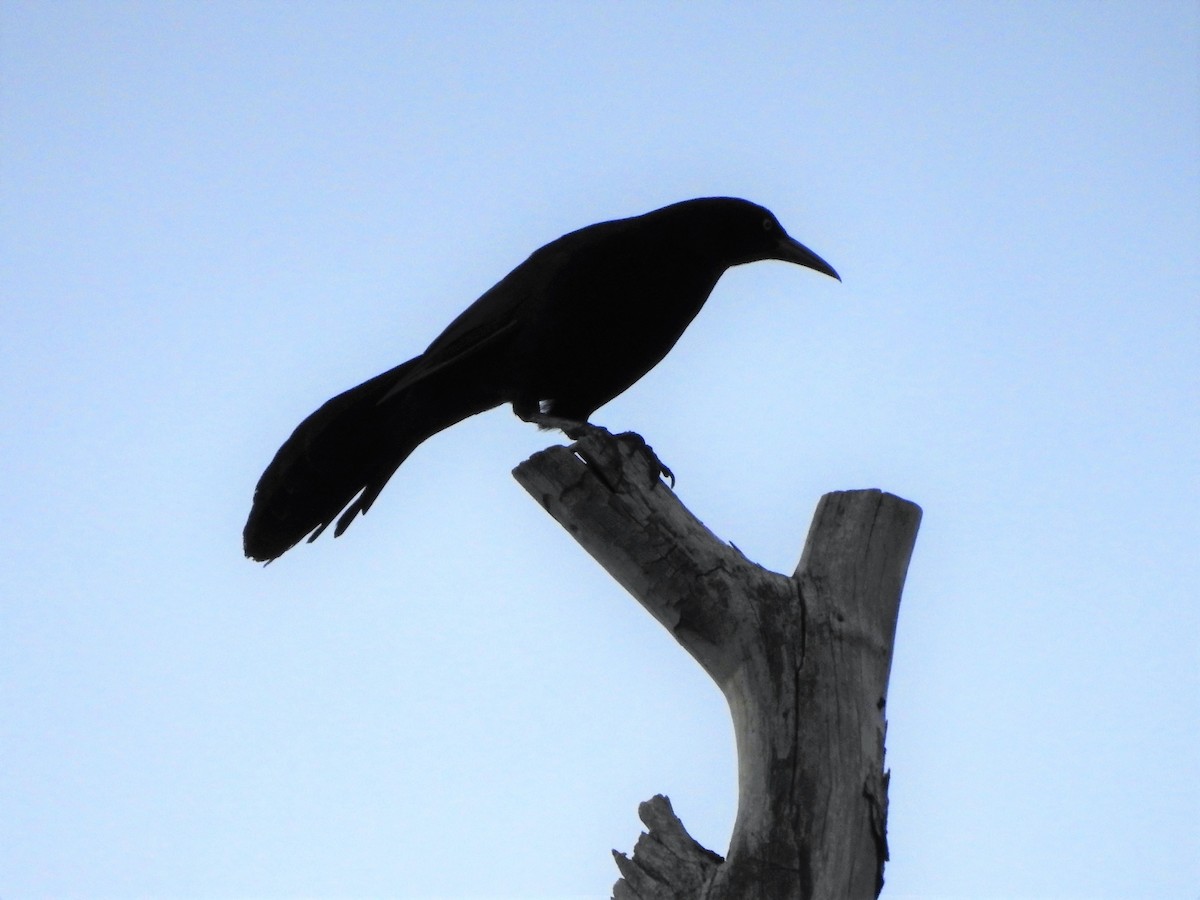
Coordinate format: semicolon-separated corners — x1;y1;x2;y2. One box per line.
2;2;1197;897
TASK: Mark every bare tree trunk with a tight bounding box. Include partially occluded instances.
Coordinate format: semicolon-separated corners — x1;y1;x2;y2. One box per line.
513;432;921;899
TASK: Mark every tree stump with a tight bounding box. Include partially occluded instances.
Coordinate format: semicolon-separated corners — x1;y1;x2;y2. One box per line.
513;432;921;900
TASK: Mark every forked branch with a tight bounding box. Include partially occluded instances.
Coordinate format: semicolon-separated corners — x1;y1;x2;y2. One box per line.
513;432;921;900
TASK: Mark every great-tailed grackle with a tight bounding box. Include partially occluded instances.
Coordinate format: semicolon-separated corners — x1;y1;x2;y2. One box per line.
244;197;839;561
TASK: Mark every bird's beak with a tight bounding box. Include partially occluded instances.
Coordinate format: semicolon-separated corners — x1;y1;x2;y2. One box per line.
774;234;841;282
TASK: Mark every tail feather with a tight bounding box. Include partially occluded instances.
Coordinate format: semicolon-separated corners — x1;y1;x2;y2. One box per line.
244;350;507;562
243;357;423;562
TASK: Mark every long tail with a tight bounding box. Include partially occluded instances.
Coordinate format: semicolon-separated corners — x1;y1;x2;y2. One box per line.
244;354;497;562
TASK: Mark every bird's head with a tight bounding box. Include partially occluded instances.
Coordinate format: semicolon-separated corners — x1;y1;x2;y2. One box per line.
666;197;841;281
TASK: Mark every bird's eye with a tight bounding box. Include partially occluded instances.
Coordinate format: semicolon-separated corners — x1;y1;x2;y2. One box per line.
761;217;774;232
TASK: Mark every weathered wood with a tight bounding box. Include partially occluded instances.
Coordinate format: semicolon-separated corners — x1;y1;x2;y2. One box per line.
513;432;921;899
611;795;723;900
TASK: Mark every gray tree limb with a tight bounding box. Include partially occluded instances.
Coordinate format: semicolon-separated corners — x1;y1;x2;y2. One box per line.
512;431;921;899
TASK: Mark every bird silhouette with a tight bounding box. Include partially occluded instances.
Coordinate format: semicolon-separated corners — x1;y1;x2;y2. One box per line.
244;197;839;561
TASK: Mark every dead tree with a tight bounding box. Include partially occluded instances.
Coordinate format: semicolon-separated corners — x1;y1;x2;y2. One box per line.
512;431;921;900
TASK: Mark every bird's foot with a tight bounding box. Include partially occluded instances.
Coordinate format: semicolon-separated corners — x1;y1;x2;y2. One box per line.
513;405;674;490
613;431;675;489
571;426;675;492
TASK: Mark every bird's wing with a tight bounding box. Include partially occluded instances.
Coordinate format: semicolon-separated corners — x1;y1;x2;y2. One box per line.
376;314;519;403
376;225;609;404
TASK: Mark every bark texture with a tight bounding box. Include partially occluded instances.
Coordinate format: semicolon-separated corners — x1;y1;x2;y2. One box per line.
512;432;921;900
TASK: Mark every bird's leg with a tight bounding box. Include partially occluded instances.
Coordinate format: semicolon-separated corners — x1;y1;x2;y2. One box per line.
512;401;595;439
512;402;674;490
528;415;596;440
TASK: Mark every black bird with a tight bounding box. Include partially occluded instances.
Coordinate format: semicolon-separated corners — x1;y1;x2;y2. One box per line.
244;197;839;562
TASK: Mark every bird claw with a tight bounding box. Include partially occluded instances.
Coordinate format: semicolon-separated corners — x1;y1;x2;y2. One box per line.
514;407;675;491
569;426;675;491
613;431;675;490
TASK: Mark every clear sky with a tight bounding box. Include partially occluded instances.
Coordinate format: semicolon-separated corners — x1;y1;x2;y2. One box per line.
2;2;1197;898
